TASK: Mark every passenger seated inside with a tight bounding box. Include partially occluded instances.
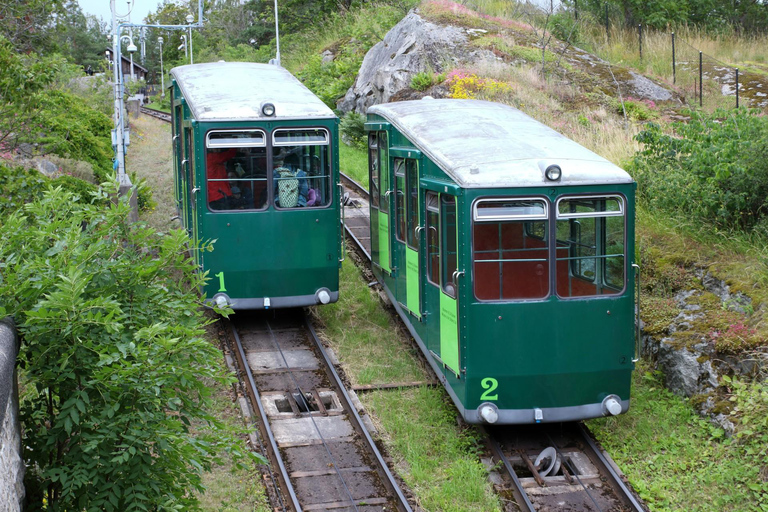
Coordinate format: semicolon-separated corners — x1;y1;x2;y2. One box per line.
207;148;237;210
273;150;308;208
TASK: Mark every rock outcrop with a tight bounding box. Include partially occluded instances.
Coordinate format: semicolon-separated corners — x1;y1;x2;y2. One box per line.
337;10;496;113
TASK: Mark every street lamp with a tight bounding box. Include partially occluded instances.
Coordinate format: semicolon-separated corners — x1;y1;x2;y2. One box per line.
179;34;187;60
186;14;194;64
121;34;137;82
158;36;165;97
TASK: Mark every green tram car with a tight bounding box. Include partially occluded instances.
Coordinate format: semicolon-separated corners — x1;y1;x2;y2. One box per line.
366;99;637;424
170;62;341;309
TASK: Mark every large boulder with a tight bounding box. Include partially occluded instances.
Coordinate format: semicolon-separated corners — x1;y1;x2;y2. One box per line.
337;10;495;113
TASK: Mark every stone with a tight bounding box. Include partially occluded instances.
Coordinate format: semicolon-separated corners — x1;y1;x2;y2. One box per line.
35;158;59;177
321;50;335;64
337;9;496;113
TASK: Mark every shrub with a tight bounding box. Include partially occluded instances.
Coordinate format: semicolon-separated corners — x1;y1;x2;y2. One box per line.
340;111;367;150
0;184;262;511
446;69;512;99
631;109;768;231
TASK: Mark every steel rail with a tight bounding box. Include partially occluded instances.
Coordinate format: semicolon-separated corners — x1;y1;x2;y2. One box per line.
485;430;536;512
578;423;646;512
304;313;413;512
340;171;368;199
230;321;302;512
263;317;360;512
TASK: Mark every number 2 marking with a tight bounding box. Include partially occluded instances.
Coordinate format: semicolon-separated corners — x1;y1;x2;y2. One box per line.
480;377;499;401
215;272;227;292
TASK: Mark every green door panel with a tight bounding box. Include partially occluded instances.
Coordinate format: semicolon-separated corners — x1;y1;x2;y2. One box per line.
379;212;390;273
406;247;420;316
440;291;459;374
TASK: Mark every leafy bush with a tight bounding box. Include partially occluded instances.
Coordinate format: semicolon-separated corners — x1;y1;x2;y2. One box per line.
549;11;580;43
340;111;366;150
0;162;102;215
297;43;365;110
0;184;262;511
631;109;768;231
410;71;445;91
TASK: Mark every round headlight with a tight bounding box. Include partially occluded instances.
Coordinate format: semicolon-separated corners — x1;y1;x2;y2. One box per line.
545;164;562;181
261;102;275;117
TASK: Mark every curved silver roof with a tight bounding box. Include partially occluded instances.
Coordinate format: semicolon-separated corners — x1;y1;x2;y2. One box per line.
170;62;335;122
367;99;633;188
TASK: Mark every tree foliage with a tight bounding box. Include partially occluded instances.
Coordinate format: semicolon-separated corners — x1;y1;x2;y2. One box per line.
0;184;262;511
568;0;768;32
631;108;768;231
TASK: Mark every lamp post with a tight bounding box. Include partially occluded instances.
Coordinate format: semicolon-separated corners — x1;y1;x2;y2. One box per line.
186;14;194;64
179;34;187;60
158;36;165;97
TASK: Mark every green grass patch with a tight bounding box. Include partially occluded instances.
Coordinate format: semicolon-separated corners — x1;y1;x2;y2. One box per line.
364;387;502;511
588;364;766;511
314;257;426;386
339;142;369;187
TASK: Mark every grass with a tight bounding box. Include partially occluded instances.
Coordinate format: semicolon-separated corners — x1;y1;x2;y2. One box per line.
313;257;501;510
339;142;369;186
587;363;764;511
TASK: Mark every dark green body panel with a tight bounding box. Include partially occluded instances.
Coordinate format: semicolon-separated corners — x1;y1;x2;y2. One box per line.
171;95;341;307
367;112;636;423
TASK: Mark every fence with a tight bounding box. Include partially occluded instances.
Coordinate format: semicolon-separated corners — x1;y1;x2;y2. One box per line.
522;1;760;111
0;317;24;511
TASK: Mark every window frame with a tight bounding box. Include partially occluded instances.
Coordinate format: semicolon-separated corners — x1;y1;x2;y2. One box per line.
426;192;440;287
471;197;551;302
271;127;332;211
204;129;268;213
554;194;627;297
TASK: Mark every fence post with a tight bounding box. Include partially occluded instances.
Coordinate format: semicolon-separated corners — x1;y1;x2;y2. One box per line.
672;32;676;84
639;24;642;59
736;68;739;108
575;0;578;20
699;51;703;107
605;3;609;42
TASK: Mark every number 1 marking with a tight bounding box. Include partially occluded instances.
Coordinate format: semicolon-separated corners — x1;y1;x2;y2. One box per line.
480;377;499;401
215;272;227;292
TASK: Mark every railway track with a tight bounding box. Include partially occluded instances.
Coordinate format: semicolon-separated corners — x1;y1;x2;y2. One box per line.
225;309;412;512
338;172;645;512
140;105;172;123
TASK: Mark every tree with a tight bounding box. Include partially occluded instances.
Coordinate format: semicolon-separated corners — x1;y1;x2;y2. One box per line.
0;184;264;511
0;0;63;54
50;1;109;71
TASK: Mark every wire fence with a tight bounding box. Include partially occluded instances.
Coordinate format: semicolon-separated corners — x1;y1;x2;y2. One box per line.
519;1;760;111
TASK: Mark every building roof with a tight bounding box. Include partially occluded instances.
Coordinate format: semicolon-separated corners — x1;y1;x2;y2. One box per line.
170;62;336;122
367;99;634;188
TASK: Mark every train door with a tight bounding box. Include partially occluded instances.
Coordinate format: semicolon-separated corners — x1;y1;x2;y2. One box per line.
183;126;199;262
368;131;391;273
438;194;460;375
172;104;183;214
392;155;421;318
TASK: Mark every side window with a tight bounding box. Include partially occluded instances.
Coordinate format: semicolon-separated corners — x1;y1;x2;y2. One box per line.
368;133;379;209
426;192;440;286
406;159;419;250
272;128;332;209
441;195;457;298
556;196;625;297
472;199;549;301
206;130;267;211
394;158;405;242
379;131;389;214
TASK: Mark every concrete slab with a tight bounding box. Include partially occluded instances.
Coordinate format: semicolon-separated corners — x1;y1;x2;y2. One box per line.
247;349;319;371
271;415;354;445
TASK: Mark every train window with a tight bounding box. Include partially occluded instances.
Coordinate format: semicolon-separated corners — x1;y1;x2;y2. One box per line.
272;129;332;209
406;159;419;251
426;192;440;286
369;133;379;209
441;195;458;298
394;159;405;242
472;198;549;301
207;130;265;148
273;129;328;145
555;196;625;297
379;132;389;214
